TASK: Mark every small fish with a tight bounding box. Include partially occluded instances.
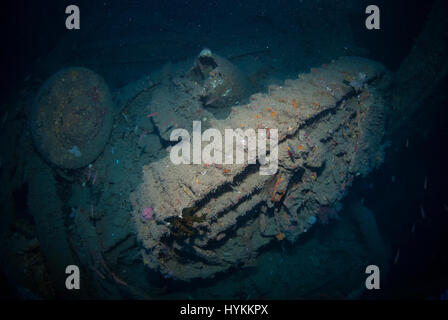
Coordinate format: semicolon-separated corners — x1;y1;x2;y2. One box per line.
91;266;105;280
287;142;295;162
110;272;128;286
146;112;160;118
420;205;426;219
424;176;428;190
92;170;98;185
90;203;94;219
411;223;416;234
394;249;400;264
405;138;409;148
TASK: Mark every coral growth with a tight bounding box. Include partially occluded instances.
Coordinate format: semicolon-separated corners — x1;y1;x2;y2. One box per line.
167;207;206;239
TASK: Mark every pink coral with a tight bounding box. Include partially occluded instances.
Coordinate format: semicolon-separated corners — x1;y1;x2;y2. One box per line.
142;207;154;220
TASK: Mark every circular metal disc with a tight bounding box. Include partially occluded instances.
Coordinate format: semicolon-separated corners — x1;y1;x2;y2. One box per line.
30;67;114;169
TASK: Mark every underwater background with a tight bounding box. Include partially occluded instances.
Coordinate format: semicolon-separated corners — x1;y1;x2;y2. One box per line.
0;0;447;300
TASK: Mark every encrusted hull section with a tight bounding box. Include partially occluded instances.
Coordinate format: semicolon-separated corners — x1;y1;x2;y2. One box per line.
131;56;389;281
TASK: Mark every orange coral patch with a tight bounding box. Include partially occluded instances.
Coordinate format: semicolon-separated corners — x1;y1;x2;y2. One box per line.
292;99;298;108
276;232;285;241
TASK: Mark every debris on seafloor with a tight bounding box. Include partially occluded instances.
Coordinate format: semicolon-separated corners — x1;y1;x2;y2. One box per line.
420;205;426;219
287;141;296;162
92;169;98;185
394;248;400;264
146;112;160;118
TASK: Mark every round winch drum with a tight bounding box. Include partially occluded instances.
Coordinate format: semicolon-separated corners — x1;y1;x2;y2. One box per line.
30;67;114;169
